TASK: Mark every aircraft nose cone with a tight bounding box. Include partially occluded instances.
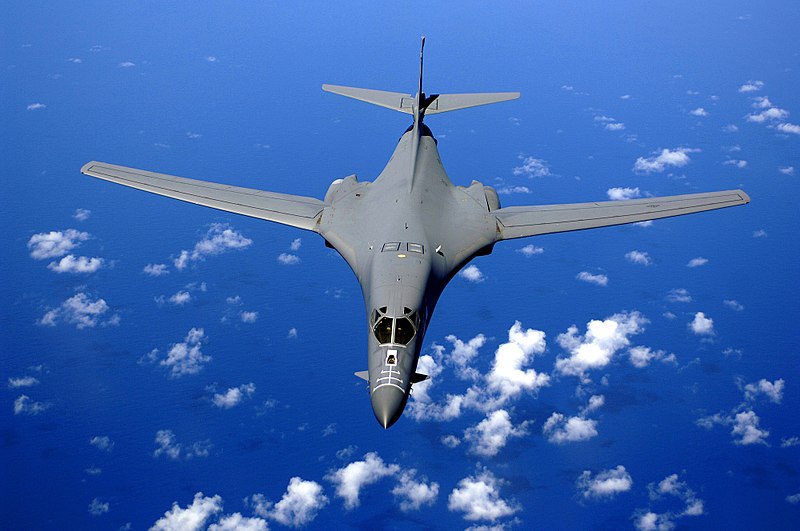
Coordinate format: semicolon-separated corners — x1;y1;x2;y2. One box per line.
371;386;405;429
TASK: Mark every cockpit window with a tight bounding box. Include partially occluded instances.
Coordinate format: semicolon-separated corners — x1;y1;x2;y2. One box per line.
374;317;393;344
393;317;415;345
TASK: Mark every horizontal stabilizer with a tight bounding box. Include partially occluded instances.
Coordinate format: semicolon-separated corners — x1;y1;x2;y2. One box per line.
323;84;415;114
355;371;369;382
411;372;429;384
425;92;520;114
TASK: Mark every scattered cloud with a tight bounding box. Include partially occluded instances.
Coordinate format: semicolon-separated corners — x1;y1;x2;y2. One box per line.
743;378;784;404
576;271;608;286
88;498;109;516
325;452;400;510
666;288;692;303
240;311;258;323
464;409;530;457
174;224;252;270
776;122;800;135
738;80;764;93
47;254;104;273
555;311;648;380
496;185;531;195
746;106;788;123
625;250;652;266
605;122;626;131
689;107;708;117
543;413;598;444
249;477;328;527
752;229;768;238
73;208;91;221
689;312;714;336
38;292;119;329
633;147;699;174
779;166;795;175
290;238;302;251
577;466;633;500
287;327;298;339
460;265;485;283
144;263;170;276
607;187;641;200
448;469;519;522
145;328;211;377
211;383;256;408
277;253;300;265
686;257;708;268
634;473;705;530
28;229;90;259
512;156;551;178
731;410;769;445
392;470;440;512
90;435;114;452
724;124;739;133
781;437;799;448
516;244;544;257
723;299;744;311
723;159;747;168
153;429;212;460
118;61;136;68
8;376;39;388
13;395;50;415
151;492;222;531
787;493;800;505
27;103;47;111
168;290;192;306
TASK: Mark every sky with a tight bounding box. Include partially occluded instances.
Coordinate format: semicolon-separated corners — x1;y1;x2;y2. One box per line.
2;1;800;529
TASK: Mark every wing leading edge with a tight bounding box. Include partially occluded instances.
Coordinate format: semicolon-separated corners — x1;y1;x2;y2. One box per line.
81;161;327;232
494;189;750;240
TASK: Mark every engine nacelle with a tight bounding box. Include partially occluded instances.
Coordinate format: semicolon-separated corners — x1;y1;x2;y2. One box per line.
325;174;359;204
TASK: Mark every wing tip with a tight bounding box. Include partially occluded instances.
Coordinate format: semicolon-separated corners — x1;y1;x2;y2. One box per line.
80;161;98;175
736;189;751;204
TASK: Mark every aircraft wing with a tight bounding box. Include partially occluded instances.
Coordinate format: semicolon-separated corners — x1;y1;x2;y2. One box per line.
81;161;327;231
493;189;750;240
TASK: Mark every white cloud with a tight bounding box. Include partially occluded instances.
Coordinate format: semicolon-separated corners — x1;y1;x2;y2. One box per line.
325;452;400;510
723;159;747;168
607;187;641;200
555;311;647;380
628;346;674;368
73;208;91;221
732;410;769;445
512;156;551;178
594;115;616;123
517;244;544;257
392;470;439;512
151;492;222;531
287;327;298;339
259;477;328;527
724;124;739;133
577;466;632;499
441;435;461;448
47;255;104;273
605;122;626;131
738;80;764;93
289;238;302;251
633;147;698;174
240;310;258;323
168;290;192;306
208;514;267;531
444;333;487;380
38;292;118;329
88;498;109;516
27;103;47;110
460;264;485;283
782;437;800;448
484;321;548;407
576;271;608;286
746;107;789;123
90;435;114;452
666;288;692;303
118;61;136;68
8;376;39;388
743;378;784;403
144;263;169;276
174;224;252;270
496;185;531;195
28;229;90;259
686;257;708;268
635;473;705;530
689;312;714;335
543;413;598;444
581;394;606;415
464;409;530;457
626;250;652;266
13;395;50;415
787;493;800;505
752;229;768;238
448;469;519;522
779;166;795;175
153;429;212;460
277;253;300;265
153;328;211;377
689;107;708;117
212;383;256;408
776;122;800;135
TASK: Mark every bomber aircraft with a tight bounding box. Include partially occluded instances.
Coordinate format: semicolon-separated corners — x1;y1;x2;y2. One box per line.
82;38;749;428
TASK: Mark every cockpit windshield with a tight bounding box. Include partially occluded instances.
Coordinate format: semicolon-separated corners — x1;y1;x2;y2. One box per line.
372;307;418;345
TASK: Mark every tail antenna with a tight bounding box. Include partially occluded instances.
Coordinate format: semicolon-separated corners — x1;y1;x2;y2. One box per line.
418;35;425;99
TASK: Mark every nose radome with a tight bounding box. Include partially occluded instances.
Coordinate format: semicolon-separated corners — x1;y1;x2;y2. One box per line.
371;385;405;429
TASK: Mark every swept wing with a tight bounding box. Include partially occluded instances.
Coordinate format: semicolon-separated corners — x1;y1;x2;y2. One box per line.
81;161;327;231
494;189;750;240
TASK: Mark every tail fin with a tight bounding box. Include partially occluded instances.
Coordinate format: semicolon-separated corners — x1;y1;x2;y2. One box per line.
322;37;519;118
